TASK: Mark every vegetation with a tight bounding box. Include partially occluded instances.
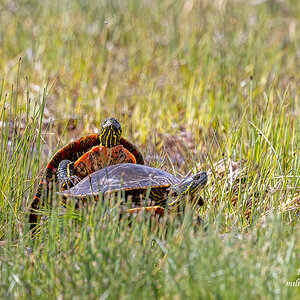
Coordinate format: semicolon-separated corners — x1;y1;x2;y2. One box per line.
0;0;299;299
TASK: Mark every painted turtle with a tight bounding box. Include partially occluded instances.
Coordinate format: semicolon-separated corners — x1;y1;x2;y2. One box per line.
57;117;144;187
59;163;208;214
29;117;144;229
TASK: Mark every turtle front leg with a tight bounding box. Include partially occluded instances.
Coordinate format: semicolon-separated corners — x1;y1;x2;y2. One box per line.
57;160;81;190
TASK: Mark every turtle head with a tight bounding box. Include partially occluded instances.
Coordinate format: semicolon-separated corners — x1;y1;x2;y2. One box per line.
169;171;208;208
176;171;208;197
100;117;122;147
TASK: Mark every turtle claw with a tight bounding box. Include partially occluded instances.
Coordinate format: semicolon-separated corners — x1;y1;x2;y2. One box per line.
60;175;81;190
60;179;70;190
68;175;81;186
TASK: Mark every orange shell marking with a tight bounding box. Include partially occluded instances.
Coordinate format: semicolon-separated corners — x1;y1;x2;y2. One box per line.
74;145;137;179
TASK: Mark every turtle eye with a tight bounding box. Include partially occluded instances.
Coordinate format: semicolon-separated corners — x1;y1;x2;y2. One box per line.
193;174;200;180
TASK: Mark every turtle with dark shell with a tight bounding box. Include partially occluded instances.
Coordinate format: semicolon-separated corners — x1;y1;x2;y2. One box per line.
59;163;208;215
29;118;144;229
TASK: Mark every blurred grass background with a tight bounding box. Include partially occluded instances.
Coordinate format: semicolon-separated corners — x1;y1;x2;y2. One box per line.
0;0;299;299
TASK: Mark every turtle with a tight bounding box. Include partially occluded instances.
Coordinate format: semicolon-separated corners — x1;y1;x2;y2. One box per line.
59;163;208;215
29;117;144;229
57;117;144;188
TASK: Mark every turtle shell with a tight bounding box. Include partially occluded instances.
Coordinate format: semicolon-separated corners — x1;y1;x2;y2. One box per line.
73;145;138;179
60;163;179;198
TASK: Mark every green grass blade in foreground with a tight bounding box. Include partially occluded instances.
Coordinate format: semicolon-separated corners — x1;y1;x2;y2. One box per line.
1;209;299;299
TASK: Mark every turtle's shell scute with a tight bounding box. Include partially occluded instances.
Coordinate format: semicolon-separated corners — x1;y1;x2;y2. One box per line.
62;163;179;197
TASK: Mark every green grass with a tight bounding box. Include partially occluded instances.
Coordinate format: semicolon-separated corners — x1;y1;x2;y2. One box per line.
0;0;299;299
